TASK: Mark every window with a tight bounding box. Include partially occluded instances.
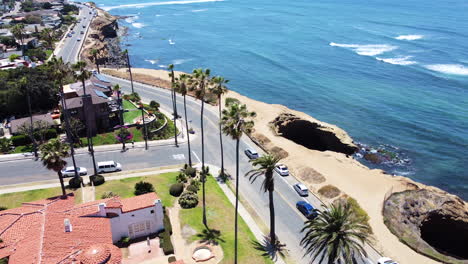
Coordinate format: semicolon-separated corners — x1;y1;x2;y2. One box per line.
150;210;154;214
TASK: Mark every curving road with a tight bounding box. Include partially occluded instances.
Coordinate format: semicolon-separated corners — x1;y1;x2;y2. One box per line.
0;73;382;263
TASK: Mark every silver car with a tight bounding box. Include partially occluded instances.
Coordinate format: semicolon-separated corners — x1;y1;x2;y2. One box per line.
244;148;259;159
293;183;309;196
61;166;87;177
274;164;289;176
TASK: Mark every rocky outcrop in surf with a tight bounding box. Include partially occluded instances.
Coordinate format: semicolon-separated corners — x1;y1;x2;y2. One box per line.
383;188;468;263
269;113;358;155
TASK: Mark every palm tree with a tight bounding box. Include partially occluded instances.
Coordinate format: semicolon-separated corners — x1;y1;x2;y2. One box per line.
48;57;79;179
246;154;282;246
174;73;192;166
221;103;255;264
11;23;25;57
72;61;97;175
17;76;38;158
113;84;125;151
189;68;211;226
300;203;371;264
168;64;178;147
90;49;100;74
210;76;228;177
39;139;70;196
40;28;55;50
123;49;134;94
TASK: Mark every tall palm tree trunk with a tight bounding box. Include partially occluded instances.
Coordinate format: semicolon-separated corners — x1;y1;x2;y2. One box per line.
81;80;97;175
89;136;97;175
201;94;207;227
117;91;125;151
184;95;192;166
94;54;100;74
26;89;38;158
60;88;79;179
218;96;224;176
234;138;240;264
126;52;134;94
58;171;66;196
170;69;178;147
269;188;276;246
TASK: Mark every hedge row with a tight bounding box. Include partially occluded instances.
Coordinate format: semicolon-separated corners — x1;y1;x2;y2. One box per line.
159;209;174;255
11;128;58;146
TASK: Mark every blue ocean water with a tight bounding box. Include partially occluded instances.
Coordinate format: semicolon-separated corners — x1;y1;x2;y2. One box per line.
95;0;468;199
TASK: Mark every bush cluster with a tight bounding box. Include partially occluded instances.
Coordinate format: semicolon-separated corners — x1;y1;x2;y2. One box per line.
134;181;154;195
169;183;184;197
11;134;30;146
186;185;198;193
176;173;187;183
90;175;105;186
159;209;174;255
68;177;83;188
182;164;197;178
179;191;198;209
168;256;176;263
101;191;118;199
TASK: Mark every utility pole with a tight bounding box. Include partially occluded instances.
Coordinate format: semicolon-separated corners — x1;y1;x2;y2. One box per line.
125;50;134;94
140;105;148;150
26;88;38;159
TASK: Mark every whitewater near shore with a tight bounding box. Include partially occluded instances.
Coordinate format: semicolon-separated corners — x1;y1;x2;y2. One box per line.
103;67;446;263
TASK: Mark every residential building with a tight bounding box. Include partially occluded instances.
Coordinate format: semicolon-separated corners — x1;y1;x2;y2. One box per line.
0;192;165;264
62;74;119;135
15;36;40;49
8;113;55;135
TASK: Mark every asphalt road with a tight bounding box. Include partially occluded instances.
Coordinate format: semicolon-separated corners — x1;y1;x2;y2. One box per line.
0;73;381;263
55;3;94;63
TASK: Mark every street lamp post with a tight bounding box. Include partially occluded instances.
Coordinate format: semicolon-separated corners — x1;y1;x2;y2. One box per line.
140;105;148;150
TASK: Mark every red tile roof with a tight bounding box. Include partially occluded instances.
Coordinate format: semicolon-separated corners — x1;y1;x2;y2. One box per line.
0;193;160;263
169;260;186;264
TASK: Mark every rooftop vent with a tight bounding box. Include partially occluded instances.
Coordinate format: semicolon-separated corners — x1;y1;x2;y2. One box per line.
64;218;72;232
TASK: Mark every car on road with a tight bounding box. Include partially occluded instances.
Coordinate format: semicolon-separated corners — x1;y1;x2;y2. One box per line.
89;11;92;14
80;31;84;34
77;38;81;41
82;25;86;28
274;164;289;176
67;33;72;37
244;148;259;159
97;161;122;173
61;166;87;177
71;31;75;34
293;183;309;196
377;257;399;264
296;201;317;219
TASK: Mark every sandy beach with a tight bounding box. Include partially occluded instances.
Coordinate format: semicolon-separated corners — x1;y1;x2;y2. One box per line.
103;67;445;263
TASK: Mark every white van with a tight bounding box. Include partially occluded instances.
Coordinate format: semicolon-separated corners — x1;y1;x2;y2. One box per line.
97;161;122;173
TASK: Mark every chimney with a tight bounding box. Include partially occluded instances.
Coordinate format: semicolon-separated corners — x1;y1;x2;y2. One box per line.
64;218;72;232
98;203;106;217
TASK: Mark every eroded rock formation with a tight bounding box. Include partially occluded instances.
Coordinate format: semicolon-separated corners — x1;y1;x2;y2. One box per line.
383;188;468;263
270;113;358;155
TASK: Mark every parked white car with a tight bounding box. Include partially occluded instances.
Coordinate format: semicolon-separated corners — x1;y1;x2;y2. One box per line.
377;257;399;264
97;161;122;173
274;164;289;176
61;166;87;177
293;183;308;196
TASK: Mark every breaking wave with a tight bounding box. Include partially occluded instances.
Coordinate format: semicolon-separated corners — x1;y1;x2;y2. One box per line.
145;59;159;64
103;0;224;11
124;15;139;23
425;64;468;75
376;56;417;65
132;22;146;28
395;34;424;40
329;42;397;56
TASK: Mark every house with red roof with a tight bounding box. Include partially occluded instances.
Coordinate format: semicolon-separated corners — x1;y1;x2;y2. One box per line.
0;192;164;264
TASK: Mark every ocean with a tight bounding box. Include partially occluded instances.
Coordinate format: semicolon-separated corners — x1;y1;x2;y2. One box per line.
93;0;468;199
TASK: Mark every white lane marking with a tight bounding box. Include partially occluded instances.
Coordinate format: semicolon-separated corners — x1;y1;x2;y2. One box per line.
172;154;185;160
192;151;201;163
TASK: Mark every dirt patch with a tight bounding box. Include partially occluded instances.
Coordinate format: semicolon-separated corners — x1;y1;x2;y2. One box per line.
298;167;326;184
318;185;341;199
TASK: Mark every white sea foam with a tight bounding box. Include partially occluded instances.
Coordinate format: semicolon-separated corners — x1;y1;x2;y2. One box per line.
103;0;224;11
169;39;175;45
329;42;397;56
172;58;192;65
125;15;139;23
191;9;207;12
158;64;167;68
145;59;159;64
395;35;424;41
132;22;146;28
376;56;417;65
425;64;468;75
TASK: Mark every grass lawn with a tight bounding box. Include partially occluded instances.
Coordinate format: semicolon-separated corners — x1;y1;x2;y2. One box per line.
45;49;53;59
0;187;80;209
80;127;144;146
179;175;273;264
10;144;34;154
94;172;178;207
124;109;142;124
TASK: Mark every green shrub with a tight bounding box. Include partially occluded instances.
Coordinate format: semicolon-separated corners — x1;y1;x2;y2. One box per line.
168;256;176;263
0;206;7;211
44;128;58;140
68;177;83;188
163;209;172;235
318;184;341;199
101;191;118;199
190;179;200;189
11;134;31;146
178;191;198;209
90;175;105;186
134;181;154;195
176;172;187;183
118;236;131;247
182;164;196;178
225;97;240;107
169;183;184;197
186;185;198;193
149;100;160;111
0;138;11;153
159;231;174;255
